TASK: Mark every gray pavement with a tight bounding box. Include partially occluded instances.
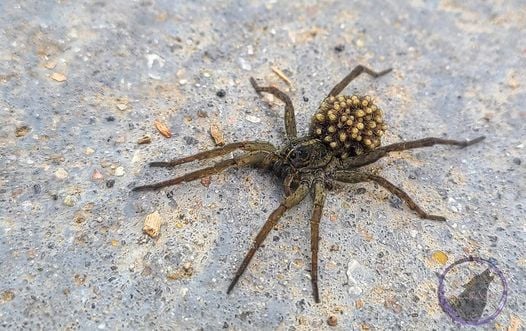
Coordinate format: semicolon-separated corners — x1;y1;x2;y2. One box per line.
1;1;525;330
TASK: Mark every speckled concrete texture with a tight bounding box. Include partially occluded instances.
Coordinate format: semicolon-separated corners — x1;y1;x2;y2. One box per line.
1;0;525;330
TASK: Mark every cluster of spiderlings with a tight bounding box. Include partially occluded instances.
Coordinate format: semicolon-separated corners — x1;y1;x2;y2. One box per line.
310;95;387;158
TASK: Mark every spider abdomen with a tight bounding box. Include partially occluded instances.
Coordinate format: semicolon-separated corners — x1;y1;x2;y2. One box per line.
310;95;387;158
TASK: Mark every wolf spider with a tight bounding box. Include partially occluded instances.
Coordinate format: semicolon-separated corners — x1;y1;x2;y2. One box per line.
133;65;485;303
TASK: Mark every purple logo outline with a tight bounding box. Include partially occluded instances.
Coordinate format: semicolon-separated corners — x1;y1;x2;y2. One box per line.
437;256;508;326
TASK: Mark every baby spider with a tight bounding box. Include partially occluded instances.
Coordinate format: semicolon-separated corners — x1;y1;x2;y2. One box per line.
133;65;485;303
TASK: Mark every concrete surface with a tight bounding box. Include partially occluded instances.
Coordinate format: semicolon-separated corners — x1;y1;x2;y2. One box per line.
1;0;525;330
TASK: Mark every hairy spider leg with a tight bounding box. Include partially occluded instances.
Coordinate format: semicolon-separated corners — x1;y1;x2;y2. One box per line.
227;182;310;295
132;151;274;191
149;141;276;167
283;173;296;197
250;77;298;139
327;65;393;98
341;136;486;169
334;171;445;221
309;180;326;303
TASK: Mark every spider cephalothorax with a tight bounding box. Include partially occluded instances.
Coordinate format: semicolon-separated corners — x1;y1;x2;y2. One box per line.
133;65;484;303
283;138;332;170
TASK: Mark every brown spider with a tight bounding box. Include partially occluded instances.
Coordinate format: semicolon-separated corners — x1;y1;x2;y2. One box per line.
132;65;485;303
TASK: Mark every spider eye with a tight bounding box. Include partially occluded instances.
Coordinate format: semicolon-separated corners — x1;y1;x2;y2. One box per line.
290;147;310;161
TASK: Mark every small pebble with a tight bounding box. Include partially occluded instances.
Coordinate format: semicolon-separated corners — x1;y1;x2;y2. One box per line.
355;187;366;195
137;135;152;145
145;53;165;69
114;167;125;177
33;184;41;194
167;262;194;280
74;211;87;223
106;179;115;188
143;211;162;238
384;296;402;314
346;260;364;296
246;115;261;123
105;116;115;122
85;147;95;155
183;136;198;145
238;57;252;71
154;120;172;138
44;61;56;69
1;290;15;302
355;38;365;48
355;299;364;309
92;169;104;180
54;168;69;180
49;154;65;164
210;123;225;146
216;89;226;98
63;195;76;207
432;251;448;265
51;72;67;82
512;157;521;165
15;126;30;137
327;315;338;327
200;177;211;187
100;160;111;168
334;45;345;52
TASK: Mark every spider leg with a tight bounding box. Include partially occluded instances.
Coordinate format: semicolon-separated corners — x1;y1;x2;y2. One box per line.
334;171;445;221
132;151;274;191
283;173;295;197
227;182;310;295
250;77;298;139
341;136;485;169
149;141;276;167
310;180;326;303
327;65;392;97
